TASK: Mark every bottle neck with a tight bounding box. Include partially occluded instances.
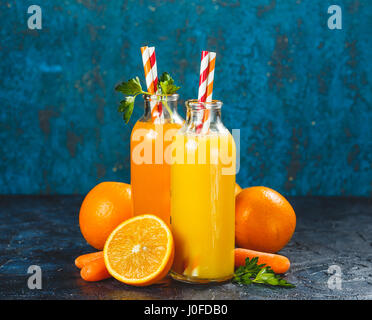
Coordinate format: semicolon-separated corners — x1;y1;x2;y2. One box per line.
142;94;181;123
183;100;226;134
186;107;222;126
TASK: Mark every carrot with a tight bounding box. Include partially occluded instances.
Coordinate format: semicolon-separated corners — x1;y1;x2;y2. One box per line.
75;251;103;269
80;257;111;282
234;248;290;274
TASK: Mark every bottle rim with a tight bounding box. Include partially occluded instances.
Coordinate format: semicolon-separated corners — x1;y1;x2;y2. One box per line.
186;99;223;110
143;93;179;102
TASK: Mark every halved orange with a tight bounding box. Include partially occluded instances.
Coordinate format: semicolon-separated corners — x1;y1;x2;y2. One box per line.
103;214;174;286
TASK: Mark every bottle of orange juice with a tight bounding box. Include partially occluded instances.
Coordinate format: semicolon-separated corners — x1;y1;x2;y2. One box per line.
170;99;236;283
131;94;183;225
115;45;183;225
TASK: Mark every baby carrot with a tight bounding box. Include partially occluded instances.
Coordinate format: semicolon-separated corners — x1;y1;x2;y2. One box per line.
80;257;111;282
234;248;290;274
75;251;103;269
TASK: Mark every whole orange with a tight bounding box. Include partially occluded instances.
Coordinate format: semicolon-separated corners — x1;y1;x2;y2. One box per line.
235;186;296;253
79;182;133;250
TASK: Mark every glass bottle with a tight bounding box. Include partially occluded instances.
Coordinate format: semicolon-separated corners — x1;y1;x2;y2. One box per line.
170;100;236;283
130;94;184;225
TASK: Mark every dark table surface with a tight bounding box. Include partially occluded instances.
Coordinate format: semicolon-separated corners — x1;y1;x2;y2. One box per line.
0;195;371;300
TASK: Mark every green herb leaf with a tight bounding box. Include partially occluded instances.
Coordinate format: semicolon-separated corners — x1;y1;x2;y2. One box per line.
253;267;295;288
159;72;180;94
115;76;143;95
118;96;135;124
115;76;145;123
233;257;295;288
115;73;181;124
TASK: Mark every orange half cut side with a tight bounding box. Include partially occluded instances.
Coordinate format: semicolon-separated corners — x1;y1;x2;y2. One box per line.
103;214;174;286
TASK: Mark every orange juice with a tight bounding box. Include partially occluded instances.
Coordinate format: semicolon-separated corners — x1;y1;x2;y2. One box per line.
170;100;236;282
131;121;182;224
130;94;183;225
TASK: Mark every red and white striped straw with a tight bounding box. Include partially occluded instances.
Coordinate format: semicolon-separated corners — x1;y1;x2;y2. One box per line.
140;46;162;120
148;46;159;93
148;46;163;119
196;51;210;132
196;51;216;133
197;51;210;103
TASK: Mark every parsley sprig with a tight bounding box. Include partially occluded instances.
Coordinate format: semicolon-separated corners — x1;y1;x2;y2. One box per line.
159;72;180;94
233;257;295;288
115;72;180;123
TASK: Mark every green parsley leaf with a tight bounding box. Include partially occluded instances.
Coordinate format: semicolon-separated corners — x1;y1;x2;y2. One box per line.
115;76;143;95
159;72;180;94
118;96;135;124
115;76;145;123
159;72;172;83
233;257;295;288
115;73;181;124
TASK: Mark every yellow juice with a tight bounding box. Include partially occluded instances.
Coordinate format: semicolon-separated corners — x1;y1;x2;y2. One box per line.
170;132;236;281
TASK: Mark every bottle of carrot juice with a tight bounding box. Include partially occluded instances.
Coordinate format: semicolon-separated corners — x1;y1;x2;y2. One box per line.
131;94;183;225
170;99;236;283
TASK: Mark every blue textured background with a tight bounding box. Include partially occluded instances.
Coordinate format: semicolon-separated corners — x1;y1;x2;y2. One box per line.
0;0;371;196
